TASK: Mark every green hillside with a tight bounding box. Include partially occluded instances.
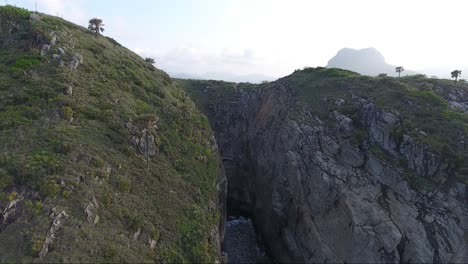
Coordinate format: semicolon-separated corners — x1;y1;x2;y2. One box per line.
0;5;222;263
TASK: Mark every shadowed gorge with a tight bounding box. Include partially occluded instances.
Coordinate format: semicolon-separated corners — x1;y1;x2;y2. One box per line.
180;69;468;263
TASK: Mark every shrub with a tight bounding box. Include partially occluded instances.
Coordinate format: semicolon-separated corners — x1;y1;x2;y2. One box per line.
103;244;118;261
351;129;367;146
39;180;61;197
8;191;18;201
115;176;131;193
25;199;43;216
62;190;71;199
90;156;105;168
29;238;44;257
118;208;143;232
370;145;386;160
61;106;74;121
51;139;72;154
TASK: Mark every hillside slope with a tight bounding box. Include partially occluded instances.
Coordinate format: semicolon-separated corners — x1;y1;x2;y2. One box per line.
180;68;468;263
0;6;225;263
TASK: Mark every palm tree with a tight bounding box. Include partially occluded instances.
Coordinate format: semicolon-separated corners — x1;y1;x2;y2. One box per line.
395;66;404;77
451;70;462;83
88;18;105;35
145;58;155;64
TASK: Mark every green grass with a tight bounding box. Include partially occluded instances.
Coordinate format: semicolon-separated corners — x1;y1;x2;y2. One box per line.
0;5;223;263
0;5;31;19
10;55;42;71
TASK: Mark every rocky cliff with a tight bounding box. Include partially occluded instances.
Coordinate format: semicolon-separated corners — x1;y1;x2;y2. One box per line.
0;6;225;262
181;68;468;263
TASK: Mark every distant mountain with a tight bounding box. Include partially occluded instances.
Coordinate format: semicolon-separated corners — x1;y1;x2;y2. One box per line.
170;72;276;83
326;47;418;77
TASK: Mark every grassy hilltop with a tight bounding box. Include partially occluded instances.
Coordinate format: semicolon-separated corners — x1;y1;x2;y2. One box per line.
0;5;222;263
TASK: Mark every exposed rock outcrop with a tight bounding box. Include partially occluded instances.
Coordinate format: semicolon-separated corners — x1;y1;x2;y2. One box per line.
0;198;22;230
39;210;69;258
187;80;468;263
68;53;83;70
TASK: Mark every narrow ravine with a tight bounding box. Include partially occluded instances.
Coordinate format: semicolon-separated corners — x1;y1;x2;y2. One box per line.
224;216;270;264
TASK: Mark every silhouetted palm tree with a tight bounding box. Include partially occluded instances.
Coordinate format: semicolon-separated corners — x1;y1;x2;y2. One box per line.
88;18;104;34
145;58;155;64
451;70;462;83
395;66;404;77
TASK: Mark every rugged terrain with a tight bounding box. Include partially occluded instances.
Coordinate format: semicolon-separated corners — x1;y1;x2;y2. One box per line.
181;68;468;263
2;5;468;264
0;6;225;263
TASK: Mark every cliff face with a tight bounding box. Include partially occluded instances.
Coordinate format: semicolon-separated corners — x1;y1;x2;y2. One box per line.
181;69;468;263
0;6;225;262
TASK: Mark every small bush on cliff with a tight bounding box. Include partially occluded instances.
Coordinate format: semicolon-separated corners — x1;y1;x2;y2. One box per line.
61;106;74;121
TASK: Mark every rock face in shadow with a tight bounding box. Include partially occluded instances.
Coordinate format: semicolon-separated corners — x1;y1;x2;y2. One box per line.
224;216;269;263
183;78;468;263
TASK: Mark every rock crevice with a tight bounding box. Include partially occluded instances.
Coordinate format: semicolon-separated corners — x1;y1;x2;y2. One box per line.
194;82;468;263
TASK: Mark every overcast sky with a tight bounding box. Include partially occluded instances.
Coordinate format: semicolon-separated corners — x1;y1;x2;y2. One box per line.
8;0;468;79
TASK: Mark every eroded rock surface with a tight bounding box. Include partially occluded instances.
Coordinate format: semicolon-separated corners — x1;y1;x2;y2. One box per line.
189;81;468;263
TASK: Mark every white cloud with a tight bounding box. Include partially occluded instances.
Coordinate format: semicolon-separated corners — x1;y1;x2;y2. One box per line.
134;45;282;77
27;0;88;26
12;0;468;79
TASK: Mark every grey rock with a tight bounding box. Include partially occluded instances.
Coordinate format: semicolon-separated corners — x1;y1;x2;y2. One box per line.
69;53;83;70
84;200;98;225
29;13;41;21
449;101;468;112
126;123;158;158
49;31;58;46
400;135;441;179
419;130;428;137
335;99;346;107
52;54;61;60
58;47;65;55
65;85;73;96
39;210;69;258
333;110;353;131
1;198;22;229
149;238;157;249
192;82;468;263
423;214;435;223
138;129;157;158
133;227;142;241
340;145;365;167
360;103;399;155
40;44;50;56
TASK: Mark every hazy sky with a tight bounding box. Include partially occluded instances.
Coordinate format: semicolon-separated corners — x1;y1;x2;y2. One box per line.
8;0;468;78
